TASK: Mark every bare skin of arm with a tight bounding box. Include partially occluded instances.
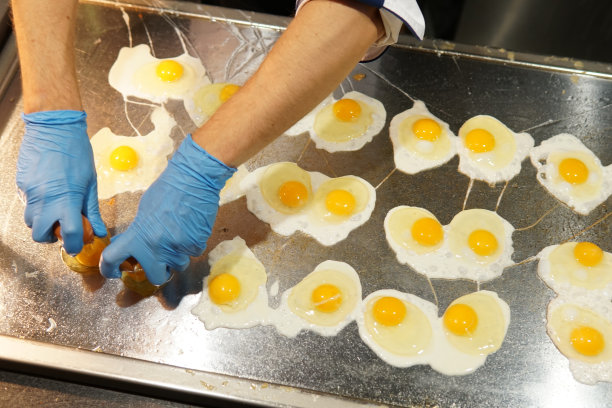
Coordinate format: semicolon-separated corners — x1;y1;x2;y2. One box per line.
12;0;81;113
192;0;384;167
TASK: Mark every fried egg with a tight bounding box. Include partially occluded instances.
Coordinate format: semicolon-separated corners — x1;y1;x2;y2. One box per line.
91;107;176;199
191;237;271;329
384;207;515;282
274;260;361;337
389;101;458;174
537;242;612;301
547;297;612;384
530;134;612;215
457;115;534;183
184;82;242;126
109;44;210;103
240;162;376;246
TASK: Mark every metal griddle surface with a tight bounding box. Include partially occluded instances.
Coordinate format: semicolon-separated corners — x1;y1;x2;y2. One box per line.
0;1;611;406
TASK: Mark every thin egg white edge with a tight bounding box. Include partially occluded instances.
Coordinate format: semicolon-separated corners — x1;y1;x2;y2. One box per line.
546;296;612;385
219;164;249;206
309;90;387;153
389;100;458;174
536;244;612;304
284;94;335;137
529;133;612;215
457;116;534;184
191;236;272;330
384;206;515;283
239;164;377;246
273;260;363;338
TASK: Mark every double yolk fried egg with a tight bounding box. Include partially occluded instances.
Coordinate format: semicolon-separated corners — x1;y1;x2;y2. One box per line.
384;207;515;282
389;101;458;174
91;107;176;199
240;162;376;246
457;115;534;184
530;134;612;215
184;82;242;126
109;44;210;103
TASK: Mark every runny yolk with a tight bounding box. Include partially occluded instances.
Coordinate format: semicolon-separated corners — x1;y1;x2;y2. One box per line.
559;158;589;184
75;236;108;267
443;303;478;336
574;242;604;267
465;128;495;153
110;146;139;171
220;84;241;102
570;326;605;356
208;273;241;305
333;98;362;122
155;60;184;82
373;296;406;326
325;189;356;216
411;217;444;246
278;181;309;209
468;229;498;256
412;118;442;141
311;284;342;313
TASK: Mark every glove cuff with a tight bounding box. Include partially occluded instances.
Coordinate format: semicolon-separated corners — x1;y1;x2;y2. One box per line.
22;110;87;126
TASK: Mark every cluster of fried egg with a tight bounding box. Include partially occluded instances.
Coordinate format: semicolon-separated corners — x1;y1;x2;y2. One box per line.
240;162;376;246
537;241;612;384
384;206;515;282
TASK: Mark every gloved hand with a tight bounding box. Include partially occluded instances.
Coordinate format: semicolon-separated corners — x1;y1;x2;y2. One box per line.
16;110;107;255
100;135;236;286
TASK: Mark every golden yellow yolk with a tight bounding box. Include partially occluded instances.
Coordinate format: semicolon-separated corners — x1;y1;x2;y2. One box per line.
570;326;605;356
75;236;108;267
311;284;342;313
325;189;356;216
333;98;362;122
574;242;604;267
373;297;407;326
220;84;241;102
412;118;442;141
208;273;241;305
444;303;478;336
411;217;444;246
278;181;309;209
559;158;589;184
155;60;184;82
110;146;139;172
468;229;498;256
465;128;495;153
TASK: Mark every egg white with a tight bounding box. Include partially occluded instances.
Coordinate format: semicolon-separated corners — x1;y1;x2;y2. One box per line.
184;82;241;127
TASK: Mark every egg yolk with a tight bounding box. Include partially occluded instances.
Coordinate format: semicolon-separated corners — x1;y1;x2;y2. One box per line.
325;189;356;216
468;229;498;256
465;128;495;153
574;242;604;267
110;146;139;171
208;273;241;305
570;326;605;356
333;98;362;122
311;284;342;313
75;236;108;267
411;217;444;246
443;303;478;336
373;297;406;326
278;181;309;209
155;60;184;82
220;84;241;102
559;158;589;184
412;118;442;141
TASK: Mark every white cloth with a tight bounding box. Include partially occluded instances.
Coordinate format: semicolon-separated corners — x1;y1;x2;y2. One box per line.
295;0;424;61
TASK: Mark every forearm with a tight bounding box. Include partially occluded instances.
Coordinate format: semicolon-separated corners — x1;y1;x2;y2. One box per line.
192;0;383;167
12;0;82;113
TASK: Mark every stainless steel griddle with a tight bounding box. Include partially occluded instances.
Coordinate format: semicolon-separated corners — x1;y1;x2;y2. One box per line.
0;1;610;406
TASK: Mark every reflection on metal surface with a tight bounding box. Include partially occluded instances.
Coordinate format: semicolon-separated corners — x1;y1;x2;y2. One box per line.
0;1;611;407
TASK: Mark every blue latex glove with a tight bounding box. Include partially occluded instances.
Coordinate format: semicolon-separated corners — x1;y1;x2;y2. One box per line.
100;135;236;286
16;110;107;255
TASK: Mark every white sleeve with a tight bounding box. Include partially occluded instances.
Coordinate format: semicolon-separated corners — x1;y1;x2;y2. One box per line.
295;0;424;62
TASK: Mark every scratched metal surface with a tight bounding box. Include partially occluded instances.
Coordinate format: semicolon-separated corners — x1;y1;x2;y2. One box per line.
0;1;611;407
